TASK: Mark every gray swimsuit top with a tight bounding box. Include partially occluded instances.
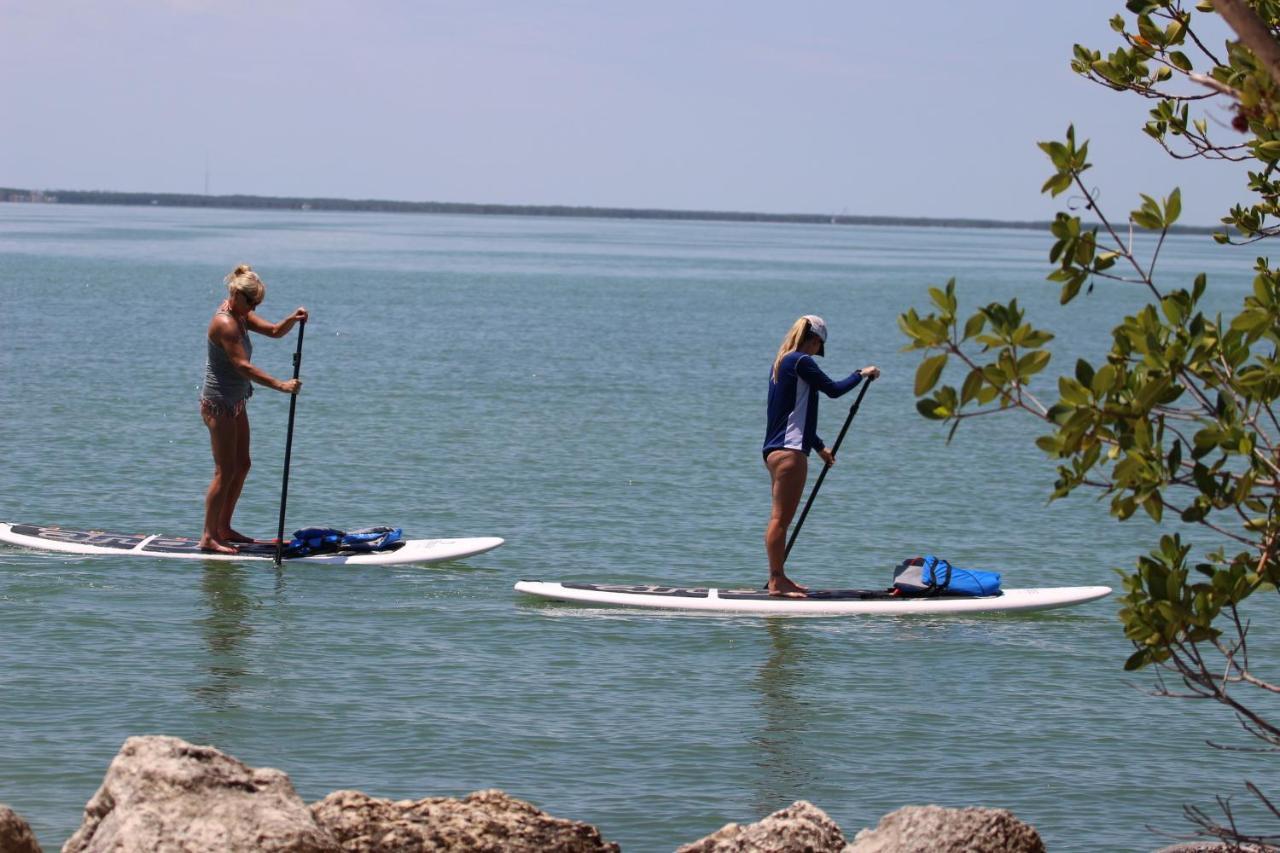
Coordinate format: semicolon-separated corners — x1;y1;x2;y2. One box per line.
201;310;253;404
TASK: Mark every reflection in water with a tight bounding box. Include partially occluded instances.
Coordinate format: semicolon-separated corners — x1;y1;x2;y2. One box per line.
193;561;255;711
750;619;817;817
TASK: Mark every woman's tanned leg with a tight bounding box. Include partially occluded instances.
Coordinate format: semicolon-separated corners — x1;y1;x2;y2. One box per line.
200;409;240;553
765;450;808;596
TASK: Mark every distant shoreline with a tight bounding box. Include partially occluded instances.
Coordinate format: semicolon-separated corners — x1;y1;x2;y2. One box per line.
0;186;1218;234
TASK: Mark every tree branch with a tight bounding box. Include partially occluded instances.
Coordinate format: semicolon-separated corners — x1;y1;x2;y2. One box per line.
1215;0;1280;92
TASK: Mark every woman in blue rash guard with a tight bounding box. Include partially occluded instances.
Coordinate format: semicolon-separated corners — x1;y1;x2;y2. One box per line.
762;315;879;597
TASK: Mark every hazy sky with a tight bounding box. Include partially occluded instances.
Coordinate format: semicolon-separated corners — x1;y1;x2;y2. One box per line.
1;1;1251;224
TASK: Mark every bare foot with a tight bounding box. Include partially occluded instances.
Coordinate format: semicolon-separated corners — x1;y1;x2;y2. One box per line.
767;576;808;598
218;529;256;544
762;579;809;592
198;537;239;554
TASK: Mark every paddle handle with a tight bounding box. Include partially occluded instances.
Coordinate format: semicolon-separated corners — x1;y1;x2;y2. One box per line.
784;375;874;561
274;319;306;566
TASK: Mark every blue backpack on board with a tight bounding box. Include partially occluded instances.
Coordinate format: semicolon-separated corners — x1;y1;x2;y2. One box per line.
892;555;1002;597
284;526;403;558
338;527;403;552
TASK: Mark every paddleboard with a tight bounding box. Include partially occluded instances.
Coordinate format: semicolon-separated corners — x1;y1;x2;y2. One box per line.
0;523;503;566
514;580;1111;616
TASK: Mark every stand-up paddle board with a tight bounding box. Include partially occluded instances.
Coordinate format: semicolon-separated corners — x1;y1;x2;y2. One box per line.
0;523;503;566
514;581;1111;616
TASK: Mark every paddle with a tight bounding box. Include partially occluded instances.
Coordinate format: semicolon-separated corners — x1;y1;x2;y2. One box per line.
274;319;306;566
784;375;875;561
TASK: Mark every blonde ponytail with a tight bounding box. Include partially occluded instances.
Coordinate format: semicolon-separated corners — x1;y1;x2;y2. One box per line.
771;317;812;382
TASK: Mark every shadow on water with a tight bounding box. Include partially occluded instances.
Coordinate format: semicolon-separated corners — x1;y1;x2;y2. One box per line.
193;561;257;711
750;619;817;817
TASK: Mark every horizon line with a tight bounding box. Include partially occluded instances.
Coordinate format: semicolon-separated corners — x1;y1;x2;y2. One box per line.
0;186;1220;235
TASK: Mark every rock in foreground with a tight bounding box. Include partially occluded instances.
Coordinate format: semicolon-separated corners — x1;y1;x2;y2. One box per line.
310;788;620;852
847;804;1045;853
33;733;1060;852
676;800;846;853
0;803;42;853
62;735;339;852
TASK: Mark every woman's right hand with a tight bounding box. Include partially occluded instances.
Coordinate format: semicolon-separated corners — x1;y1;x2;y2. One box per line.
280;378;302;395
861;365;881;380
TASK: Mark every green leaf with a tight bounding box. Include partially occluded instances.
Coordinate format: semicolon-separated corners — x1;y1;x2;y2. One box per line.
1060;272;1088;305
1042;173;1073;197
1230;309;1270;334
916;398;949;420
962;313;986;340
1124;649;1151;671
1017;350;1052;379
1143;494;1164;523
1165;188;1181;224
1093;363;1117;396
1058;376;1090;405
1131;208;1164;230
1075;359;1096;387
914;354;949;396
928;285;955;314
961;369;984;405
1038;140;1069;167
1257;140;1280;161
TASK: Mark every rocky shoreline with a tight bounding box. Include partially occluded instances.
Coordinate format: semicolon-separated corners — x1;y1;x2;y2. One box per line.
0;735;1232;851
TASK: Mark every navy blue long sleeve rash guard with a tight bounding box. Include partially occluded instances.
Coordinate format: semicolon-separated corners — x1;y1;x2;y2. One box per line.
763;352;863;458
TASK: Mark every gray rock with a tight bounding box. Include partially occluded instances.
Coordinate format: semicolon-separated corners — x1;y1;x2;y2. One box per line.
846;804;1045;853
309;788;620;852
675;800;846;853
0;803;42;853
62;735;340;852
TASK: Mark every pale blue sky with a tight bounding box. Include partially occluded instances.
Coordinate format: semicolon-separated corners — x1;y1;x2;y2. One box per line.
1;0;1247;224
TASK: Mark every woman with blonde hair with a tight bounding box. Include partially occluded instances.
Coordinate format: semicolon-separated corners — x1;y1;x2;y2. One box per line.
198;264;308;554
762;315;878;596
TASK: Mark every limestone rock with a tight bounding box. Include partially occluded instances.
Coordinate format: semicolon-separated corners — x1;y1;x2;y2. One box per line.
846;805;1044;853
0;803;42;853
675;800;846;853
62;735;340;852
310;788;619;852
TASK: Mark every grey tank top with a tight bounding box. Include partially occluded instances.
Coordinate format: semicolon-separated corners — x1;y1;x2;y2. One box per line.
201;310;253;404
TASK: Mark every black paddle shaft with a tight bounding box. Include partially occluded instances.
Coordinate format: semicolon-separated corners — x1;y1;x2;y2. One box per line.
784;376;874;561
274;319;306;566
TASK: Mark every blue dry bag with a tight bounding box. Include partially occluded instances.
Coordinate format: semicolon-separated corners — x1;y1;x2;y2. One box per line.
337;527;403;553
892;555;1002;597
284;526;403;558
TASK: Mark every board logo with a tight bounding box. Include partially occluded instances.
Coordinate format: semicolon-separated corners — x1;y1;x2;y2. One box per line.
568;583;708;598
16;525;146;549
144;537;202;552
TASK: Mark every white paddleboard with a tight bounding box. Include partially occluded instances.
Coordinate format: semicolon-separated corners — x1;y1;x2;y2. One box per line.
0;522;503;566
514;580;1111;616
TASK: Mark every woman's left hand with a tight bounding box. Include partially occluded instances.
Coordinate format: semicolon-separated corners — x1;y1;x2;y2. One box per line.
293;307;308;323
818;447;836;465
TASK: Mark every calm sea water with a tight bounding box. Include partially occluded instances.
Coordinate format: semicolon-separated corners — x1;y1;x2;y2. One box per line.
0;204;1273;851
